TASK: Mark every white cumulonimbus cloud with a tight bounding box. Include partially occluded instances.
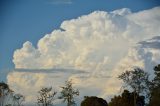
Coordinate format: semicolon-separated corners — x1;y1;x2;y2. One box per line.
13;7;160;70
7;7;160;104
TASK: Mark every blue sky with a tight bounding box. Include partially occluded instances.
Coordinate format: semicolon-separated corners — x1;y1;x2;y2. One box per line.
0;0;160;72
1;0;160;104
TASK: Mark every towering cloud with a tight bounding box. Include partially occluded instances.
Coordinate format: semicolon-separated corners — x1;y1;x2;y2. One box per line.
13;7;160;71
8;7;160;104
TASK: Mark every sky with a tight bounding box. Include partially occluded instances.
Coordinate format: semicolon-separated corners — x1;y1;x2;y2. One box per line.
0;0;160;72
1;0;160;105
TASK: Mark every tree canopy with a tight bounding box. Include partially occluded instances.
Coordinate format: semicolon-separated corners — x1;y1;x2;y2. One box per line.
59;80;79;106
118;68;150;106
37;87;57;106
81;96;108;106
108;90;144;106
0;82;13;106
149;64;160;106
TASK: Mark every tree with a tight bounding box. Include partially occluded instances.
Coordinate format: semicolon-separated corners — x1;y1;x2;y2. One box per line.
59;80;79;106
118;68;150;106
108;90;144;106
149;64;160;106
13;93;25;106
37;87;57;106
0;82;13;106
152;64;160;87
81;96;108;106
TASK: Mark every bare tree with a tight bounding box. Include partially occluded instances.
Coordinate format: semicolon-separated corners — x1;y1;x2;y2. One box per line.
13;93;25;106
59;80;79;106
37;87;57;106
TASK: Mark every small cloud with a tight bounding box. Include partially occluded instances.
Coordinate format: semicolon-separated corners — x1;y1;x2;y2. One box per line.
47;0;73;5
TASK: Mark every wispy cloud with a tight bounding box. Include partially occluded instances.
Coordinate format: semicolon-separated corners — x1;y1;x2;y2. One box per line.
47;0;73;5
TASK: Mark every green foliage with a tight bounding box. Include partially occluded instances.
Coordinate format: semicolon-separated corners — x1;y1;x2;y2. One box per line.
0;82;13;106
0;82;11;96
149;88;160;106
81;96;108;106
108;90;144;106
59;80;79;106
37;87;57;106
118;68;150;106
149;64;160;106
152;64;160;88
118;68;150;94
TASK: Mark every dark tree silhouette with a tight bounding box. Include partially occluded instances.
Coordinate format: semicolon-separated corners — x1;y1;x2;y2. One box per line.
59;80;79;106
149;64;160;106
109;90;144;106
118;68;150;106
37;87;57;106
81;96;108;106
0;82;13;106
13;93;25;106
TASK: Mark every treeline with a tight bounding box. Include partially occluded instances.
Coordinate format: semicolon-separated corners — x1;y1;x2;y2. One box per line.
0;64;160;106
